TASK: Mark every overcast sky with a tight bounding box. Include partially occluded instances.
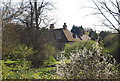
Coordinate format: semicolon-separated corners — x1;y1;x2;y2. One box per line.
52;0;94;29
51;0;112;31
1;0;119;32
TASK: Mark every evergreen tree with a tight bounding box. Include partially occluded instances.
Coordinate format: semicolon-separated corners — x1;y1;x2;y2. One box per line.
71;25;84;36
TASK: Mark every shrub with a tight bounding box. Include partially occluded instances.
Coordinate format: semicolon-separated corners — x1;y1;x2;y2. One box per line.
44;55;56;66
12;45;36;61
64;41;96;58
29;44;57;67
2;23;23;60
56;42;119;79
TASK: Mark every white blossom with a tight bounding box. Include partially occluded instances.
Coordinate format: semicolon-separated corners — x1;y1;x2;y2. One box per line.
56;43;119;79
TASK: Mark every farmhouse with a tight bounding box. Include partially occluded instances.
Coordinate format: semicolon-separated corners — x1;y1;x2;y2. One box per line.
49;23;91;50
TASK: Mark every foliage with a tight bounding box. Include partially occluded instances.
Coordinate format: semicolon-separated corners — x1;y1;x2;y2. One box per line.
29;44;56;67
99;32;119;62
37;67;58;79
2;0;57;68
102;33;117;47
99;31;111;40
71;25;85;36
2;60;40;79
2;23;23;43
2;23;24;60
0;60;2;80
3;44;36;61
44;55;56;66
89;29;98;41
2;60;59;79
43;44;56;56
57;42;119;79
12;45;36;60
2;23;57;67
64;41;96;57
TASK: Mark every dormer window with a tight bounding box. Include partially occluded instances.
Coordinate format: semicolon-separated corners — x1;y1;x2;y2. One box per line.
73;33;76;38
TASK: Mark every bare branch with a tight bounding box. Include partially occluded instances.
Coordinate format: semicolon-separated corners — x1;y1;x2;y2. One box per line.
92;0;119;32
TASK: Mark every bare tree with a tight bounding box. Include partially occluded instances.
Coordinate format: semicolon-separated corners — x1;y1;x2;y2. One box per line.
1;0;55;29
92;0;120;63
1;0;56;47
92;0;120;34
15;0;55;49
17;0;55;29
1;0;27;24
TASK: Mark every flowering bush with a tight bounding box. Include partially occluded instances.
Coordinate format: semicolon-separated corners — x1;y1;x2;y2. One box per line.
56;42;119;79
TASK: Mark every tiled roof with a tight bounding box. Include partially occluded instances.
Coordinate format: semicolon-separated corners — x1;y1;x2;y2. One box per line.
81;35;91;41
53;28;91;42
62;29;81;42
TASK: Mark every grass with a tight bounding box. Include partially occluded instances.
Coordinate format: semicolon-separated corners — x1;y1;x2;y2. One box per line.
2;58;71;79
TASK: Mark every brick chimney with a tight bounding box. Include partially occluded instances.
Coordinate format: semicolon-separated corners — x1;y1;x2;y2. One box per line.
50;24;55;30
63;23;67;30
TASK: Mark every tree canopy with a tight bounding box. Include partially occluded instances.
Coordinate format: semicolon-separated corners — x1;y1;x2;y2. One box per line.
71;25;85;36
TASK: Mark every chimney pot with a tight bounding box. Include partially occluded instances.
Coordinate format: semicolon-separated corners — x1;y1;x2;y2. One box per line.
63;23;67;30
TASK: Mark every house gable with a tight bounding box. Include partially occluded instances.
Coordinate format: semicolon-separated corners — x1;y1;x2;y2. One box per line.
49;23;91;50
